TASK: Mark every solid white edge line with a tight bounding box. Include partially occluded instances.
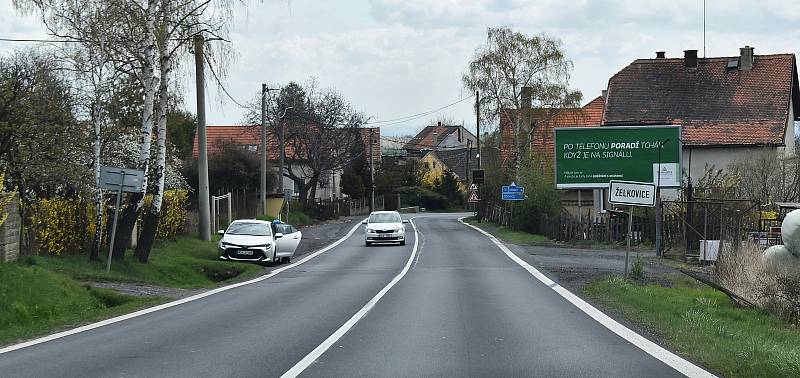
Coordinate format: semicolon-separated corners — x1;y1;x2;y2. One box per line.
0;219;366;355
280;217;420;378
457;217;716;378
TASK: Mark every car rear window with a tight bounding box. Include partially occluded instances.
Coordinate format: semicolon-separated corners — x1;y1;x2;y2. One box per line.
226;223;272;236
369;213;401;223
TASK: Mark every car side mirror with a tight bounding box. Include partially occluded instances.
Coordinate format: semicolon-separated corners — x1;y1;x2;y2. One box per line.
274;233;284;239
361;220;368;224
217;230;225;235
402;220;409;224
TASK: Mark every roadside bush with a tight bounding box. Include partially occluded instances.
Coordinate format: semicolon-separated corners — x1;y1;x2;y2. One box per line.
716;242;800;323
28;198;96;255
397;186;449;210
509;156;560;234
141;189;188;239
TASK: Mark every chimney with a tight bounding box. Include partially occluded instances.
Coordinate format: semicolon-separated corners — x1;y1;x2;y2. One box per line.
656;51;666;59
739;46;754;70
432;131;438;151
683;49;698;68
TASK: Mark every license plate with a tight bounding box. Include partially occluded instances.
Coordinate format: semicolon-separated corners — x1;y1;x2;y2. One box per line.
379;234;391;238
238;250;253;255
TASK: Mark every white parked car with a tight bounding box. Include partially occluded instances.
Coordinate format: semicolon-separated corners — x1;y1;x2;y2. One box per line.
362;211;408;246
218;220;302;264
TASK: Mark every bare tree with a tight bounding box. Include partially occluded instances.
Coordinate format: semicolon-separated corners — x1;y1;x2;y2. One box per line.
462;26;581;175
285;82;368;205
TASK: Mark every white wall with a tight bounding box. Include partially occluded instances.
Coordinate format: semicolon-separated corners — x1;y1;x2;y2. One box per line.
681;146;775;184
276;164;342;200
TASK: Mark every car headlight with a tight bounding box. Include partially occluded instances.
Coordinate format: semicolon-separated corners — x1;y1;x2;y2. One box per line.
219;241;232;249
366;228;375;233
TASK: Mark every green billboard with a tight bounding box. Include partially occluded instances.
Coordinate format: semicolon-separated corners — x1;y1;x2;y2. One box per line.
554;125;681;189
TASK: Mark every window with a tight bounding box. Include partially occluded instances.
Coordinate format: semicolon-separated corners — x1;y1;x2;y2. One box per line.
369;213;402;223
226;222;271;236
245;144;258;153
432;162;436;169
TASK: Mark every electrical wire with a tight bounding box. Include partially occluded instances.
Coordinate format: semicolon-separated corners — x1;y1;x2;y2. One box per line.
204;54;249;109
364;94;474;126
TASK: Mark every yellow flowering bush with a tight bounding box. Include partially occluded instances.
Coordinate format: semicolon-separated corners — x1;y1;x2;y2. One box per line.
29;198;96;255
0;171;13;227
140;189;188;240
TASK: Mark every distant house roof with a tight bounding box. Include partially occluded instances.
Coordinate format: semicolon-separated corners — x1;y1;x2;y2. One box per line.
531;96;605;162
603;53;800;146
191;125;380;161
429;148;475;180
403;123;476;152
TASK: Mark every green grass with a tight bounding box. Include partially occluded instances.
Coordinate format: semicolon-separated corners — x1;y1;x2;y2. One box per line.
24;236;264;289
493;227;550;245
584;275;800;377
0;263;166;345
464;218;549;245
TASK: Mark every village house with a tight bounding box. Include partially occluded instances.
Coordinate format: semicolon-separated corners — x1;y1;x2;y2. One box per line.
192;125;380;200
508;46;799;218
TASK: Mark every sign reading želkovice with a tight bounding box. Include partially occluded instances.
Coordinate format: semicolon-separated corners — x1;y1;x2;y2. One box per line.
609;181;656;207
554;125;681;189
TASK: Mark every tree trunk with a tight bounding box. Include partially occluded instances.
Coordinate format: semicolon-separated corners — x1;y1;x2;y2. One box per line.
110;0;159;257
135;4;170;263
90;102;103;261
112;193;142;259
135;210;160;263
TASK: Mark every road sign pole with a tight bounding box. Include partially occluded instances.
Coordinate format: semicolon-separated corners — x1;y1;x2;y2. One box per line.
106;172;126;273
625;205;633;279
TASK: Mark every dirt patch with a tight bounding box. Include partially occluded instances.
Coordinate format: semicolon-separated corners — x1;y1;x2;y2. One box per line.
85;281;205;299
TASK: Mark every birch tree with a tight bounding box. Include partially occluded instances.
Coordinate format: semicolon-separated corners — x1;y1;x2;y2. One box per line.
462;27;582;176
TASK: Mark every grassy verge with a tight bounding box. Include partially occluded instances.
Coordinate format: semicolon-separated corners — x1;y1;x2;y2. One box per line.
0;263;166;345
24;236;264;289
464;218;549;245
584;275;800;377
464;217;654;250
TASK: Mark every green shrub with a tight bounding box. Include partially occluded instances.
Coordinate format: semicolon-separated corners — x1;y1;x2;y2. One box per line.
397;186;449;209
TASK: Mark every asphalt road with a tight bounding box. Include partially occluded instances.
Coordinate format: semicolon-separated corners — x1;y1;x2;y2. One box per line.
0;213;691;377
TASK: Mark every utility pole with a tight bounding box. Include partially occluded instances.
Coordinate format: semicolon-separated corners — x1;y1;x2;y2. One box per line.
260;83;267;216
369;128;375;213
279;116;285;195
475;90;481;168
194;33;211;241
277;106;293;195
466;139;471;182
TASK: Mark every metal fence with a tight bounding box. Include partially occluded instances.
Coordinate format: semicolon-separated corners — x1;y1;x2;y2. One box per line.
661;199;761;259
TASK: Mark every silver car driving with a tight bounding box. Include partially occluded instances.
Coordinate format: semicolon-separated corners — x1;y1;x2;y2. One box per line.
363;211;408;246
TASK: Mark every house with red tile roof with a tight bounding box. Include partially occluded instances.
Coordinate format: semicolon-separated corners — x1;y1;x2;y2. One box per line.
603;47;798;185
192;124;380;200
403;122;477;156
499;46;799;218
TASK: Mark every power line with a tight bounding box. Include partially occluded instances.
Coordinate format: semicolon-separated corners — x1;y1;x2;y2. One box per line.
364;94;475;126
204;54;249;109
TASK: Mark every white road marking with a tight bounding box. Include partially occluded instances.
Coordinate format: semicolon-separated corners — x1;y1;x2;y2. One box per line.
0;220;366;355
458;217;716;378
411;229;425;270
280;217;421;378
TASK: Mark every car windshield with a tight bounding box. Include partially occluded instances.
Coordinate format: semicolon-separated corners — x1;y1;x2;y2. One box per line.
226;222;272;236
369;213;401;223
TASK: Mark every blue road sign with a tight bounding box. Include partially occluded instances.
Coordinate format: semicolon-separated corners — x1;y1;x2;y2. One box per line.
501;182;525;201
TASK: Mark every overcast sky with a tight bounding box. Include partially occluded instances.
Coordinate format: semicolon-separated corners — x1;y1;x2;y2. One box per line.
2;0;799;136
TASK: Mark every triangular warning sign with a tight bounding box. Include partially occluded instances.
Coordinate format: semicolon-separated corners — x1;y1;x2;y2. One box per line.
469;183;479;191
468;191;480;202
